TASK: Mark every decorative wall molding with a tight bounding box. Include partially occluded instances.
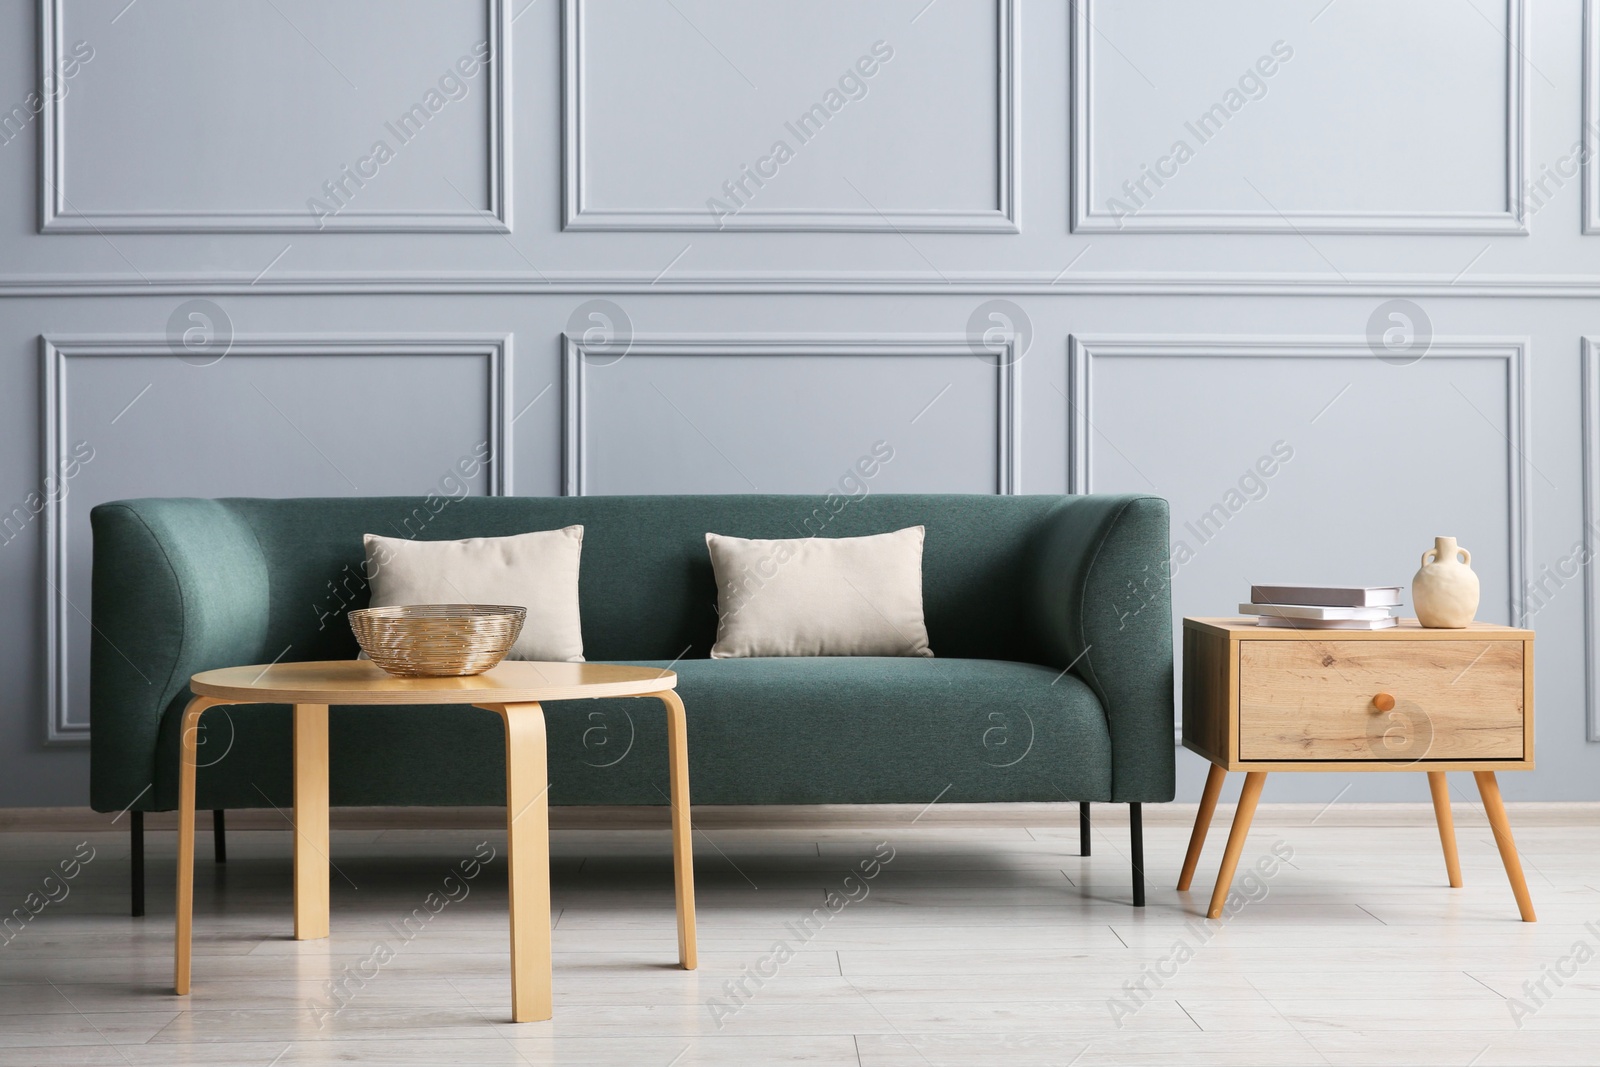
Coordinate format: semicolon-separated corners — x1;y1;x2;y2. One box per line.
561;0;1018;233
1582;338;1600;740
1067;334;1530;622
1585;0;1600;235
562;334;1018;496
39;333;512;743
1071;0;1528;235
22;271;1600;298
38;0;512;233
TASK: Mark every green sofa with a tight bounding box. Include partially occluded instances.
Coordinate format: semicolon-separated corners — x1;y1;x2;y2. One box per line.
89;493;1174;912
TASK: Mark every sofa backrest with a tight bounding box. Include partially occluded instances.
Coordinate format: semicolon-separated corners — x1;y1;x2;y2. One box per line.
215;493;1070;664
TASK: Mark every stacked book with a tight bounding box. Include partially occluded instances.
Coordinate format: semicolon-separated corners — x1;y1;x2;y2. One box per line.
1239;584;1402;630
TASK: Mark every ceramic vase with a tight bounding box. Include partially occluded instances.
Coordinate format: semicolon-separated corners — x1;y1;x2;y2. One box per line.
1412;536;1479;628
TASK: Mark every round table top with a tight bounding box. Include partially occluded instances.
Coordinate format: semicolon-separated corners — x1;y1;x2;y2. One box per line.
190;660;677;705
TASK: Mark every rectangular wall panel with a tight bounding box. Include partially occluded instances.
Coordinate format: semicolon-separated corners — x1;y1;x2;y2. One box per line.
40;0;509;232
564;336;1017;496
1069;337;1530;713
1073;0;1525;234
563;0;1016;232
40;335;509;741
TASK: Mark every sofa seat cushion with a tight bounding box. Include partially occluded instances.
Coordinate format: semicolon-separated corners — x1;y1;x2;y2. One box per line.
554;656;1115;805
163;657;1114;810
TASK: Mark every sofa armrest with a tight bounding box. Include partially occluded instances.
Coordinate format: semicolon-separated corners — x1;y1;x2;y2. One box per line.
1032;494;1174;803
89;499;271;813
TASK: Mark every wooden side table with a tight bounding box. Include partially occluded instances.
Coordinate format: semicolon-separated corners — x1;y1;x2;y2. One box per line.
1178;618;1535;922
176;660;698;1022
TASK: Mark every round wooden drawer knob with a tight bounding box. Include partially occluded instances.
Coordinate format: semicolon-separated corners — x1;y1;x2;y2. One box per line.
1372;693;1396;712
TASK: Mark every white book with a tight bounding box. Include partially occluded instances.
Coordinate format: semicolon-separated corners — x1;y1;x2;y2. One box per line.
1253;616;1399;630
1239;603;1395;622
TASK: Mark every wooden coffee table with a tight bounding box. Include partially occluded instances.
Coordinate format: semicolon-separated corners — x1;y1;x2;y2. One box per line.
1179;618;1535;922
175;660;697;1022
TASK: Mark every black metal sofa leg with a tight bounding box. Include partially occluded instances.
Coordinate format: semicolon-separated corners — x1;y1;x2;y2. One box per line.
1079;802;1090;856
213;809;227;864
130;811;145;918
1130;802;1146;907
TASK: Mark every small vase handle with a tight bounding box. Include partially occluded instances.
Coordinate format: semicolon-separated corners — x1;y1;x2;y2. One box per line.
1420;549;1437;568
1457;547;1471;565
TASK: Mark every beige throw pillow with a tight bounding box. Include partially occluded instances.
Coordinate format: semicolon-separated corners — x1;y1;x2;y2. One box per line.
706;527;933;658
363;527;585;662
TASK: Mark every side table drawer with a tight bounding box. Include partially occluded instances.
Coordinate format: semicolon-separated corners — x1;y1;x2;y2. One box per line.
1238;639;1526;762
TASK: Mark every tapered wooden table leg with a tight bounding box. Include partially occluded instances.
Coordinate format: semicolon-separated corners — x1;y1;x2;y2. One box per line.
1179;765;1227;891
1427;771;1463;888
1473;771;1536;922
656;690;698;970
175;696;220;995
495;703;553;1022
293;703;330;941
1207;771;1267;920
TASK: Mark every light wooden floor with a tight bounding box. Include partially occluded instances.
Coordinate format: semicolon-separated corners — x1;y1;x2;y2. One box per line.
3;801;1600;1065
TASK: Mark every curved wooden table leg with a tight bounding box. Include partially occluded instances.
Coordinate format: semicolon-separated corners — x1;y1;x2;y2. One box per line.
1474;771;1536;922
293;703;330;940
653;690;698;970
1207;771;1267;920
1179;765;1227;892
1427;771;1463;889
482;702;553;1022
175;696;224;995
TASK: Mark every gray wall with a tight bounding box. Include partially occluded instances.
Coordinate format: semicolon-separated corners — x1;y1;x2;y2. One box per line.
0;0;1594;807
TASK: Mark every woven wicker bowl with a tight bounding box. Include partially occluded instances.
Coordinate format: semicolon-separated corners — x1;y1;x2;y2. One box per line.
349;604;526;678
